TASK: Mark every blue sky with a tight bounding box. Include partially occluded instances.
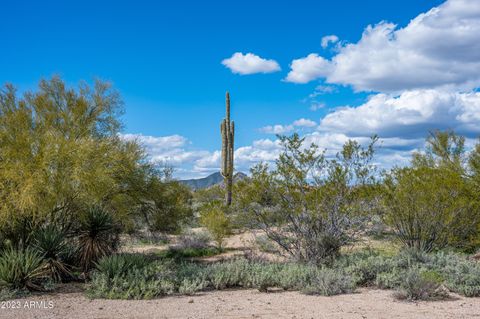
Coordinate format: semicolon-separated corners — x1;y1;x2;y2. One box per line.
2;0;479;178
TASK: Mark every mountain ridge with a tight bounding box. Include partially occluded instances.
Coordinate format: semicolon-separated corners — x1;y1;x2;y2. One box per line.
179;171;247;190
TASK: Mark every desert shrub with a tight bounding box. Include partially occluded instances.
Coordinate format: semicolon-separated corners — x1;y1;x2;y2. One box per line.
366;215;390;239
254;235;278;253
384;131;480;252
94;254;151;279
383;166;475;252
32;224;73;282
375;270;405;289
206;258;252;290
0;288;27;301
394;268;447;300
176;229;212;250
443;258;480;297
177;277;206;295
302;268;355;296
277;263;316;290
140;178;194;234
161;246;222;259
202;258;354;295
237;134;378;264
345;254;395;286
76;206;120;272
0;247;47;291
87;260;176;299
199;202;232;248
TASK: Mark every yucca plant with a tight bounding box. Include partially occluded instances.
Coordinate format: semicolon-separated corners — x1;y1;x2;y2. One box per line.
76;206;120;272
0;247;47;291
33;224;73;282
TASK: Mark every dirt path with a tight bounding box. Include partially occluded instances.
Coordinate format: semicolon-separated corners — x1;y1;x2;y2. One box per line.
1;288;479;319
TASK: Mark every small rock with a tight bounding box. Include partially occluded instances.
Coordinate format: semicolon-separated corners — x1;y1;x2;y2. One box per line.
188;299;194;303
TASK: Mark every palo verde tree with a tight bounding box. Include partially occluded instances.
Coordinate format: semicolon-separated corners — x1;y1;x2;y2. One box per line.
0;77;191;245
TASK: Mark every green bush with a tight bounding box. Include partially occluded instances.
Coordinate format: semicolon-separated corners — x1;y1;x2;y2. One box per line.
177;278;206;295
33;224;73;282
302;268;355;296
443;259;480;297
86;251;480;300
345;254;395;286
87;261;175;299
88;257;357;299
375;271;403;289
0;247;47;291
94;254;151;279
394;268;447;301
383;165;478;252
161;247;223;260
199;203;232;249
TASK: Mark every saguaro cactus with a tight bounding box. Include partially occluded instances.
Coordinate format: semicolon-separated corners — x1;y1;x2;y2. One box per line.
220;92;234;205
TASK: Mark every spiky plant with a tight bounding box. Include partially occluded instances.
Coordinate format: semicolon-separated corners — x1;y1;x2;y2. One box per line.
95;253;150;279
0;247;47;291
220;92;235;205
76;206;120;272
33;224;73;282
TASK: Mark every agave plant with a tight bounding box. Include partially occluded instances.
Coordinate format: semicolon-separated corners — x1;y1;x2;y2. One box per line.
0;247;47;291
95;253;150;279
33;224;73;282
76;206;120;272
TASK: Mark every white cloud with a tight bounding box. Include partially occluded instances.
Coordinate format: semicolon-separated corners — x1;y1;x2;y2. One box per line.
285;0;480;92
309;85;338;97
121;134;187;152
127;1;480;179
259;124;294;134
121;133;208;166
222;52;281;75
285;54;332;83
310;102;326;111
321;35;339;48
319;90;480;138
293;118;317;127
260;118;318;134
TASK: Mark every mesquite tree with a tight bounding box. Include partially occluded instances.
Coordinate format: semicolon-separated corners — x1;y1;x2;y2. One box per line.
237;134;379;263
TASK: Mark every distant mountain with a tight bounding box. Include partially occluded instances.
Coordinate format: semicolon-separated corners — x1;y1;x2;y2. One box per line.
179;171;248;190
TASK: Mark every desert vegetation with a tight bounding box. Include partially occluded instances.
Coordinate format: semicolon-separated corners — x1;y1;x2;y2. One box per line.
1;77;480;308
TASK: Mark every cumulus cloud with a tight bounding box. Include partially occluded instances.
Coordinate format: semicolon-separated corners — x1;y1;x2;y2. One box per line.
121;133;208;166
319;90;480;138
192;138;283;174
259;124;294;134
286;0;480;92
222;52;281;75
129;0;480;179
321;35;339;48
293;118;317;127
260;118;317;134
285;54;332;83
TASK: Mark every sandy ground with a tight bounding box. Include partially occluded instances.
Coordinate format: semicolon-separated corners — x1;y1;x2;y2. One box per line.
1;288;479;319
